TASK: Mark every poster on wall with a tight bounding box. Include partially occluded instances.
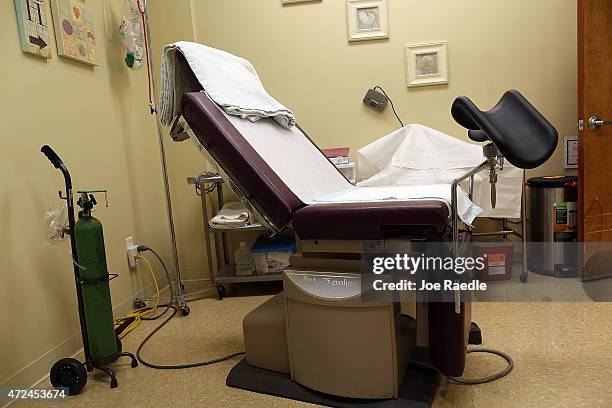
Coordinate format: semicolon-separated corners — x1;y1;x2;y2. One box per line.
50;0;98;66
14;0;52;59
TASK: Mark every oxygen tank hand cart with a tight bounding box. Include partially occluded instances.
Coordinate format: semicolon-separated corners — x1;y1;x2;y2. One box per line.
41;145;138;395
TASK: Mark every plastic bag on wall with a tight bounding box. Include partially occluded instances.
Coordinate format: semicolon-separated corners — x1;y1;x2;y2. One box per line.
44;202;69;241
119;0;145;70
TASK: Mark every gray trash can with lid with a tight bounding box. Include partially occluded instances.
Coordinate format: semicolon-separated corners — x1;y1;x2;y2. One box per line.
526;176;578;277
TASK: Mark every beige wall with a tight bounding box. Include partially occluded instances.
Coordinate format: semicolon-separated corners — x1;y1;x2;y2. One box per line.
147;0;213;281
0;0;172;390
190;0;577;179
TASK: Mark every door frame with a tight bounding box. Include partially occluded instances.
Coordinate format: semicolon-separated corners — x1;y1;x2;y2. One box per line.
577;0;585;244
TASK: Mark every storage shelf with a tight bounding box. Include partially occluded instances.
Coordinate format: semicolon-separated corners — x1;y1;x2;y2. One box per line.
208;221;266;233
190;171;285;298
215;264;283;284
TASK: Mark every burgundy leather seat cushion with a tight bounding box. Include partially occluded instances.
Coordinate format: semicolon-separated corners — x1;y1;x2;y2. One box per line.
181;92;304;230
293;201;449;240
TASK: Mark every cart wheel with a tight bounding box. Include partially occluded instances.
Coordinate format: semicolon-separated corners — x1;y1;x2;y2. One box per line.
520;274;528;283
179;305;190;316
133;300;146;310
216;283;226;300
85;361;94;372
50;358;87;395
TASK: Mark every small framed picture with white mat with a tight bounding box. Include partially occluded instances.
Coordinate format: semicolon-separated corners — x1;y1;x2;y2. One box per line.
346;0;389;42
405;42;449;87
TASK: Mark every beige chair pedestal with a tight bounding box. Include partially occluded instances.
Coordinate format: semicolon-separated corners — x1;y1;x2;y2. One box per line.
242;270;417;400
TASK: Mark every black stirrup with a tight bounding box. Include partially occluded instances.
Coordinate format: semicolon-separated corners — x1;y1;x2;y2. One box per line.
451;90;558;169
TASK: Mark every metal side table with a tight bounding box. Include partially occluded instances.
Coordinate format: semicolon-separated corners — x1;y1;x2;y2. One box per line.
188;172;284;299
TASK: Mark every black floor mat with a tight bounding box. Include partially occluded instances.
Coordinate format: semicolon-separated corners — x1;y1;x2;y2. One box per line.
226;359;438;408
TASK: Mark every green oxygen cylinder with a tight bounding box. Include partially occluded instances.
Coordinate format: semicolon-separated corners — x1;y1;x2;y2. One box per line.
74;193;118;364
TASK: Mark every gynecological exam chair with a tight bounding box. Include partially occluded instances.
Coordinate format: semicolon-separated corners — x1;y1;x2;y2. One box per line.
166;53;558;407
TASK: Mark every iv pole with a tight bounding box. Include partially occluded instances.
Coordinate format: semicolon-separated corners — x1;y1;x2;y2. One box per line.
141;0;190;316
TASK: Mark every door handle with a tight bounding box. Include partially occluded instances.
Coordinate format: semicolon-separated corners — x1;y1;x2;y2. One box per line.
588;115;612;131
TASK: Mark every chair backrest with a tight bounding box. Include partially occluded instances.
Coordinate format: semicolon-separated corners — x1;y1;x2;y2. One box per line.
451;90;558;169
176;54;350;230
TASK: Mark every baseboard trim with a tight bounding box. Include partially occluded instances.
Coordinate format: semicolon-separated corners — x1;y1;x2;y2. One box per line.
0;282;160;408
0;331;83;408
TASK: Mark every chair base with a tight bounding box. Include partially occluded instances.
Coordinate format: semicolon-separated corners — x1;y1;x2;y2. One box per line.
226;358;439;408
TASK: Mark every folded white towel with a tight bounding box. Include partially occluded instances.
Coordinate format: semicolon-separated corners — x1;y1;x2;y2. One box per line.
210;202;250;228
159;42;296;129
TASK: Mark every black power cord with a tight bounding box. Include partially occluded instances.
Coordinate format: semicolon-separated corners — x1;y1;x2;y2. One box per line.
137;247;173;322
448;348;514;384
134;245;245;369
136;304;245;370
373;86;405;128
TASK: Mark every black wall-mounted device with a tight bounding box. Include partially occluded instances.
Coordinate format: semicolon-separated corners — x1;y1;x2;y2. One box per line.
363;88;389;112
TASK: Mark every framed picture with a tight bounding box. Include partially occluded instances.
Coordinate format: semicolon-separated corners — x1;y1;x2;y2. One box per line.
14;0;52;59
50;0;98;66
405;42;449;87
346;0;389;42
282;0;321;4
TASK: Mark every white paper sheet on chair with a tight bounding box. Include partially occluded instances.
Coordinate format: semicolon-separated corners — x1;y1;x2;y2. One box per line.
312;184;483;226
357;124;523;219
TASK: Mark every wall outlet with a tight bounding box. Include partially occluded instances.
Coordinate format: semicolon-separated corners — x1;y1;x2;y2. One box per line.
125;236;138;268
